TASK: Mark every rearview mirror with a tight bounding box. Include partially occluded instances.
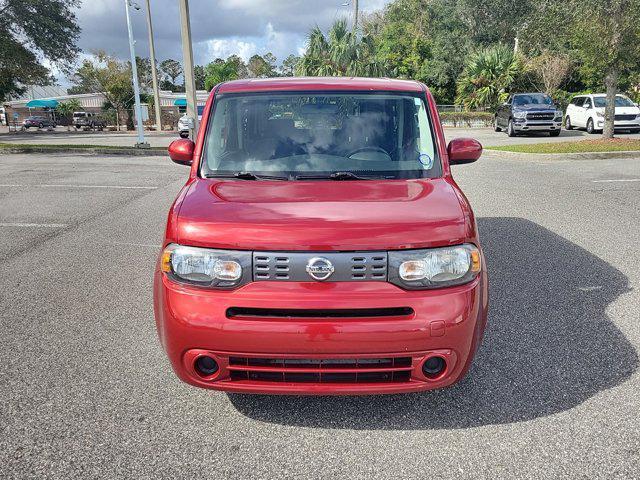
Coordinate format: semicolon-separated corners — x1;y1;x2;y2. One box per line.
168;139;195;166
447;138;482;165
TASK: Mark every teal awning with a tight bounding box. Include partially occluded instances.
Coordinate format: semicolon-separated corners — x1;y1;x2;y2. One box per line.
174;98;187;107
26;99;59;108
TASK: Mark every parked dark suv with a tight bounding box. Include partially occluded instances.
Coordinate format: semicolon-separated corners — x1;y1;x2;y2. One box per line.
494;93;563;137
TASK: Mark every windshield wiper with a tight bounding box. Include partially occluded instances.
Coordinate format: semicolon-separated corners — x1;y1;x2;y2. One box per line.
296;171;386;181
205;171;288;181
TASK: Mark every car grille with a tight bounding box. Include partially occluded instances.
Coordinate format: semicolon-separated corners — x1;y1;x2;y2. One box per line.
227;356;413;383
526;112;555;121
253;251;388;282
615;114;637;121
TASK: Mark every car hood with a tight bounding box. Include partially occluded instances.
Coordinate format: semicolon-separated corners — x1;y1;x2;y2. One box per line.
175;178;470;251
513;104;556;111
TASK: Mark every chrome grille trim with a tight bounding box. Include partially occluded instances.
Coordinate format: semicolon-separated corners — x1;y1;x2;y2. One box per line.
252;251;388;282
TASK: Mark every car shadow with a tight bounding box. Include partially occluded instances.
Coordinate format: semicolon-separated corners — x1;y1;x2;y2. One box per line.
227;218;637;429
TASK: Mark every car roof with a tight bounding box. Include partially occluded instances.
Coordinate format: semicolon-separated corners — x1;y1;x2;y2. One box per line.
215;77;426;94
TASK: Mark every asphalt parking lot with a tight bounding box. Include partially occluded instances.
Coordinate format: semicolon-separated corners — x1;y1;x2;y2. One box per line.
1;150;639;478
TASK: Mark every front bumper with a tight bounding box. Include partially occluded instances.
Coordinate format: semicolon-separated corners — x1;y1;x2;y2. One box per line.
153;265;489;395
596;119;640;130
513;119;562;132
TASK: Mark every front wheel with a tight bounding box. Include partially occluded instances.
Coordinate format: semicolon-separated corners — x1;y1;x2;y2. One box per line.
507;120;516;137
586;118;596;134
494;117;502;132
38;123;44;129
565;116;573;130
550;129;561;137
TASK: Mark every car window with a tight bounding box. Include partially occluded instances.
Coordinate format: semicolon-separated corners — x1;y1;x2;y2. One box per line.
202;92;440;180
513;94;554;106
584;98;592;108
593;95;636;108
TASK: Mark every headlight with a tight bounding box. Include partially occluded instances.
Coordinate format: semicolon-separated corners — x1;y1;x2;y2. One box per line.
596;111;604;118
513;110;526;119
389;244;481;290
555;110;564;119
161;244;251;289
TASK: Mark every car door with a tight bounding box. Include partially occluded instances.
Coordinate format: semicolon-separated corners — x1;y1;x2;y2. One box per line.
581;97;593;127
497;96;512;127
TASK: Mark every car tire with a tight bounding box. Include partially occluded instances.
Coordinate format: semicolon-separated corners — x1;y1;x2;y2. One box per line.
586;118;596;134
179;131;189;139
38;123;44;129
507;120;516;137
494;117;502;132
565;116;573;130
550;129;561;137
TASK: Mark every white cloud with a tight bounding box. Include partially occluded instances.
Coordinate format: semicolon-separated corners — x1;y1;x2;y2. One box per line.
205;39;258;61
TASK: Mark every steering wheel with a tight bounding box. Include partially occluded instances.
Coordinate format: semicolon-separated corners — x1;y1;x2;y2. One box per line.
347;146;391;158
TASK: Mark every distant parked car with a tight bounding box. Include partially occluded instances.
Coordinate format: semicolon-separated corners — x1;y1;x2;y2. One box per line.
494;93;563;137
565;94;640;134
178;105;204;138
23;116;56;129
72;111;106;131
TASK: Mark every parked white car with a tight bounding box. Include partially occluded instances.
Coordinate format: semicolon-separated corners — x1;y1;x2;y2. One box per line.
177;105;204;138
565;94;640;134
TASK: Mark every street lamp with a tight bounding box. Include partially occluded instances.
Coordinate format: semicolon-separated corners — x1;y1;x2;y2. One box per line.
178;0;199;139
124;0;150;148
144;0;163;132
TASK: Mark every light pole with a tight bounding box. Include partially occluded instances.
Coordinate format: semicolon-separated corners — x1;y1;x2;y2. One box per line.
124;0;149;148
353;0;359;32
145;0;163;132
178;0;198;139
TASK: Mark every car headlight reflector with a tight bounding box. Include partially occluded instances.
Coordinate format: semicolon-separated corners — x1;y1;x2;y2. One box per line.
513;110;526;119
596;110;604;118
161;244;249;288
390;244;481;289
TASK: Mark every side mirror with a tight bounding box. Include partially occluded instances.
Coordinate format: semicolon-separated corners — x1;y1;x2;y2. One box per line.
448;138;482;165
168;139;195;166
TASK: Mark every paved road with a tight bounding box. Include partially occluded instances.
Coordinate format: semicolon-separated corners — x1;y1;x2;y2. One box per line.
1;151;639;478
2;125;640;149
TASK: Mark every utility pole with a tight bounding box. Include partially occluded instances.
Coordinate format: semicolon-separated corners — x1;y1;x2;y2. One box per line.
353;0;359;32
178;0;198;139
124;0;149;147
145;0;162;132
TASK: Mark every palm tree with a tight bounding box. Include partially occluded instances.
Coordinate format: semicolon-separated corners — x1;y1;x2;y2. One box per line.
297;19;388;77
456;44;523;110
55;99;82;131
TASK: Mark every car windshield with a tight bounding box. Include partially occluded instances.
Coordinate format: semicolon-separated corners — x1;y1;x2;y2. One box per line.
201;92;439;180
513;94;554;106
593;96;636;108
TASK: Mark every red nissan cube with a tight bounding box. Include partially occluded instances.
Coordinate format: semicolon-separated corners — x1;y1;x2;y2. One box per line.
154;77;488;395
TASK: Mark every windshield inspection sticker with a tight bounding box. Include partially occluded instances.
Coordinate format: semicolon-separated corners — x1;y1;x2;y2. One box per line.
418;153;434;169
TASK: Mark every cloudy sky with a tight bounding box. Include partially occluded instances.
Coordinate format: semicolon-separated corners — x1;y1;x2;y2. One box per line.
71;0;392;76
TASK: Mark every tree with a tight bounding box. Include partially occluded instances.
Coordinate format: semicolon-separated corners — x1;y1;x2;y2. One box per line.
528;51;573;95
135;57;154;92
204;58;241;90
159;59;183;90
0;0;81;103
194;65;206;90
247;53;278;78
69;52;135;131
55;99;82;131
280;55;301;76
297;19;389;77
456;44;523;110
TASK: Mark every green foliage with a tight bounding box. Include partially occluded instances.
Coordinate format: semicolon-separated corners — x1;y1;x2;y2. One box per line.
204;59;241;90
456;44;523;110
439;111;494;127
297;19;389;77
159;59;183;89
280;55;300;76
0;0;81;102
247;53;278;78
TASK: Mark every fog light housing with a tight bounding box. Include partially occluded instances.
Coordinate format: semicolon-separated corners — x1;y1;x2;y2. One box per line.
422;356;446;378
195;356;219;376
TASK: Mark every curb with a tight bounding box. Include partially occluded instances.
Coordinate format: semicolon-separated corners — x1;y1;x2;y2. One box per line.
0;145;168;156
484;149;640;161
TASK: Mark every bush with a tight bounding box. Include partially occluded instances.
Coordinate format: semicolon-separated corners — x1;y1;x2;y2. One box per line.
439;111;494;127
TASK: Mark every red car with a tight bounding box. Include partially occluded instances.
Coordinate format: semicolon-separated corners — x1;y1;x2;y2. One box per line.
154;77;488;395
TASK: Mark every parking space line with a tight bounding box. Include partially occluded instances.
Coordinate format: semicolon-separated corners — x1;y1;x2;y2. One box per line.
592;179;640;183
0;184;157;190
0;222;68;228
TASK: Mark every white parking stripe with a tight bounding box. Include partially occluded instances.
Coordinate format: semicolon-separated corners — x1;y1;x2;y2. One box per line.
592;178;640;183
0;184;157;190
0;223;68;228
